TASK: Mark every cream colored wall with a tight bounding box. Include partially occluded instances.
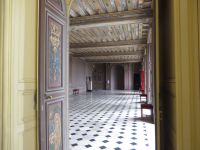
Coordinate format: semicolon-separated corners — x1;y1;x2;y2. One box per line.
0;0;4;149
1;0;38;150
12;0;38;149
13;0;38;149
1;0;14;149
159;0;200;150
175;0;200;149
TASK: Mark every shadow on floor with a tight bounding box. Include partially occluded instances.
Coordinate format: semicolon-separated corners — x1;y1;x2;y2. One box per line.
132;117;154;124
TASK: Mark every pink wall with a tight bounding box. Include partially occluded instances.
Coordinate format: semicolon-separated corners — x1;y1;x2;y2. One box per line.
122;64;134;90
69;56;92;94
69;59;136;94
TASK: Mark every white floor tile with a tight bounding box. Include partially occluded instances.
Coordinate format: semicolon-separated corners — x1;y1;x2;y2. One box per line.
69;90;155;150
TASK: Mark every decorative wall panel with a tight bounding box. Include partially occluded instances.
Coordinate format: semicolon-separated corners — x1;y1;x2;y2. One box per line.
46;14;64;91
47;99;63;150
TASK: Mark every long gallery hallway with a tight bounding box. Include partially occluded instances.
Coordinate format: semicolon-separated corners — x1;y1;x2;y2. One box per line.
69;91;155;150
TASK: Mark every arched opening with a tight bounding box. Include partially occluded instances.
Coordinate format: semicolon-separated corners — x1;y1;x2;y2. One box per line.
111;65;124;90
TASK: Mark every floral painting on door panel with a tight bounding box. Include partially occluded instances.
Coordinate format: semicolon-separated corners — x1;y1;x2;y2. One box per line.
48;17;63;89
48;101;63;150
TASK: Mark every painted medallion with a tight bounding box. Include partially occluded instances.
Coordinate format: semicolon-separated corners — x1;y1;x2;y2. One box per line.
48;101;63;150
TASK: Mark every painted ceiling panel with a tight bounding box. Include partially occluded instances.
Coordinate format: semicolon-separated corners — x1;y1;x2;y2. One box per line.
86;0;106;14
115;0;127;11
101;0;115;13
69;0;153;63
70;23;150;43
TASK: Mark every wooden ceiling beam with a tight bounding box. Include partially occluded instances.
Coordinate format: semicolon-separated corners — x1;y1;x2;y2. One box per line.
87;60;142;63
72;51;144;57
70;8;153;30
84;55;143;63
81;54;143;60
70;39;147;49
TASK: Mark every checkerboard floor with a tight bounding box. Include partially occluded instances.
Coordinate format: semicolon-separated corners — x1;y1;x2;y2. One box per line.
69;90;155;150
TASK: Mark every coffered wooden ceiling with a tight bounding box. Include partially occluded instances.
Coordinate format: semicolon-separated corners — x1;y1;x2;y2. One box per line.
69;0;153;63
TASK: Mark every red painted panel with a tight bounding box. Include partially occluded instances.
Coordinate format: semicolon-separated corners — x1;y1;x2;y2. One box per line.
140;70;145;93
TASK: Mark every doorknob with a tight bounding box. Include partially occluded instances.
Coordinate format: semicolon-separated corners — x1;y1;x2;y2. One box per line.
45;95;53;100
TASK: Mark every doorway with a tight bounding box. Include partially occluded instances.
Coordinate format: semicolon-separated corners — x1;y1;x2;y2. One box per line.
68;0;156;150
38;0;157;149
111;65;124;90
134;73;140;90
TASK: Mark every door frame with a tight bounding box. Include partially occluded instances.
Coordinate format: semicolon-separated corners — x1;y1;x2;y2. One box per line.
198;0;200;92
155;0;160;149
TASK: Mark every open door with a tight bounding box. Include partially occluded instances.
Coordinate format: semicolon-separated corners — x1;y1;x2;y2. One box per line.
39;0;68;149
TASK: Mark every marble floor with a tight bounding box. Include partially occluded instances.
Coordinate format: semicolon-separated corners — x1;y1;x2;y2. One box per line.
69;90;155;150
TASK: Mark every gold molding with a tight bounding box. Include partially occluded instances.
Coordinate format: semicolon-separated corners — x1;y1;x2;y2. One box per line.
198;0;200;109
0;0;4;148
174;0;183;149
189;0;200;148
155;0;160;149
36;0;39;150
174;0;200;149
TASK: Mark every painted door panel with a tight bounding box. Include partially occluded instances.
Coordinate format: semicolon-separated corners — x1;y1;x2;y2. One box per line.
39;0;68;150
140;70;145;93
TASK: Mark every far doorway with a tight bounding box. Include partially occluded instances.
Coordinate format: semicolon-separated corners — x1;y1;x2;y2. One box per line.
134;73;140;90
111;65;124;90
